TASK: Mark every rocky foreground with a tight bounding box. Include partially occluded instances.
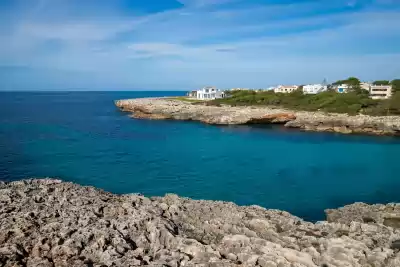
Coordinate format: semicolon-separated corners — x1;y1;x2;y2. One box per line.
115;98;400;135
1;179;400;266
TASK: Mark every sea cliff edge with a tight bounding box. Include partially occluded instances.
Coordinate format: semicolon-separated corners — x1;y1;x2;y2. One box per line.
1;179;400;266
115;98;400;136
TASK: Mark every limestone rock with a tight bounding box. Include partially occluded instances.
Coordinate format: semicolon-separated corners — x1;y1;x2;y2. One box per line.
247;113;296;124
115;98;400;136
1;179;400;267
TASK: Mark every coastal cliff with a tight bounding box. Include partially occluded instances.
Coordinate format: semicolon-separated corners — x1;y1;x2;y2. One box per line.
115;98;400;135
1;179;400;267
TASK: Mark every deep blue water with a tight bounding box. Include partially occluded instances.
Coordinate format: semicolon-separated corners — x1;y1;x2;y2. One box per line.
1;91;400;221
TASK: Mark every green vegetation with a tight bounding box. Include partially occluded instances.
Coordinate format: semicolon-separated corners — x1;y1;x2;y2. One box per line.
332;77;362;93
392;79;400;92
373;80;390;85
332;77;361;87
211;88;400;116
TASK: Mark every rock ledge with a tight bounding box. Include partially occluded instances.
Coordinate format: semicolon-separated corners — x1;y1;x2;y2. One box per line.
1;179;400;266
115;98;400;136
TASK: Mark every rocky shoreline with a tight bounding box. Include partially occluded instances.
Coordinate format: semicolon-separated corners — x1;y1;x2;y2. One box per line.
1;179;400;266
115;98;400;136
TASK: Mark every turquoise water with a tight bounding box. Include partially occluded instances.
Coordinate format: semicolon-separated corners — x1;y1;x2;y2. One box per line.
1;91;400;221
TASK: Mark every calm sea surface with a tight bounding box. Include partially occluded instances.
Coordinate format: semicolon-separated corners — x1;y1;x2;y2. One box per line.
1;91;400;221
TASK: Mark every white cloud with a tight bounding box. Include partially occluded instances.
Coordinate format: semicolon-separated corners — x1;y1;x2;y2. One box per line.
127;42;237;60
176;0;235;7
1;0;400;89
18;22;125;42
347;0;358;7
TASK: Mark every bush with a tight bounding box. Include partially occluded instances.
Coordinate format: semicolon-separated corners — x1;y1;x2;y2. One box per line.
210;90;398;116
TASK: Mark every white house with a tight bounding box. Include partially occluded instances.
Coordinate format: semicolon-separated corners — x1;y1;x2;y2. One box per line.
336;84;349;93
303;84;328;94
361;82;371;91
370;85;392;100
333;83;371;94
274;85;299;93
192;87;226;100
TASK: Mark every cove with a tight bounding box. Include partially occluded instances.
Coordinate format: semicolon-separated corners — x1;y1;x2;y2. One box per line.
1;91;400;221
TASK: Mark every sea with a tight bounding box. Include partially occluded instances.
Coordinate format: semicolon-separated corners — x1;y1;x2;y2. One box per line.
1;91;400;221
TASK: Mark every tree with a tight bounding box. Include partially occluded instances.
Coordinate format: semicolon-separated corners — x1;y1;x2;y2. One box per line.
373;80;390;85
345;77;361;94
332;80;346;85
387;92;400;114
332;77;360;86
391;79;400;92
346;77;360;85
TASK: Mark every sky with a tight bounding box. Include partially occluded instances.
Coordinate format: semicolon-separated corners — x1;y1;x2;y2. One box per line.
0;0;399;90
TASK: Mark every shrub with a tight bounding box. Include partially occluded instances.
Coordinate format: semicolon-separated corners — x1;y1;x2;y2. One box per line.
209;90;398;116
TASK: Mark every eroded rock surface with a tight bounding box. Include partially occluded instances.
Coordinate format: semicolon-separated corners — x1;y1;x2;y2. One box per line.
1;179;400;266
326;202;400;229
115;98;400;135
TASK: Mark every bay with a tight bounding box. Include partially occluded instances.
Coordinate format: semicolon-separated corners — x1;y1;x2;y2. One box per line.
1;91;400;221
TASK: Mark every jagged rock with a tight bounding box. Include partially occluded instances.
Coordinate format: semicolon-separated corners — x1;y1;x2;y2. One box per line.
128;106;172;120
115;98;400;136
1;179;400;267
325;202;400;228
247;113;296;124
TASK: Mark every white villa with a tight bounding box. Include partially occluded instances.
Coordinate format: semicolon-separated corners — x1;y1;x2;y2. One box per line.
361;82;372;91
336;84;349;93
274;85;299;93
187;87;226;100
303;84;328;94
370;85;392;100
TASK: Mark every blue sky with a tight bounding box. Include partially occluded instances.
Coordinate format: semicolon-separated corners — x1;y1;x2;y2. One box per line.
0;0;399;90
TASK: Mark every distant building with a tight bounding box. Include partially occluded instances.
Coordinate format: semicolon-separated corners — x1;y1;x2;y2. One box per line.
191;87;226;100
229;88;249;91
336;84;349;93
187;90;197;98
361;82;371;91
370;85;392;100
274;85;299;93
332;82;371;93
303;84;328;94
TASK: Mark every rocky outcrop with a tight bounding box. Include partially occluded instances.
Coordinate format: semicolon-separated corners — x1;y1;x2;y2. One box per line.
115;98;400;136
247;113;296;124
128;106;172;120
284;115;399;135
1;179;400;267
115;98;297;126
326;202;400;229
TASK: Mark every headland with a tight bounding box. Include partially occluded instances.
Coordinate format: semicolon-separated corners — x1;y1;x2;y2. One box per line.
115;98;400;136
